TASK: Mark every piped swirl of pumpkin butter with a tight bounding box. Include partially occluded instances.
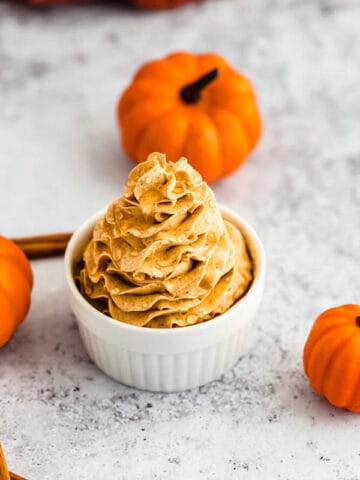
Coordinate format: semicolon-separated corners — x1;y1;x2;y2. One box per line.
79;153;252;328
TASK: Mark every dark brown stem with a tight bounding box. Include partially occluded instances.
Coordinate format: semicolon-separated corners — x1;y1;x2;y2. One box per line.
180;68;219;104
356;316;360;328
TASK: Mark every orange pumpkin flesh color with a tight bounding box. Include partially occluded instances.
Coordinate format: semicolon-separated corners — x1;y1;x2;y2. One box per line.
0;236;33;348
303;304;360;413
118;51;261;183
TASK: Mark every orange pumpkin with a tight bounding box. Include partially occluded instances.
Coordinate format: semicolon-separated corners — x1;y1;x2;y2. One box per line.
0;236;33;348
132;0;201;8
303;304;360;412
117;51;261;183
28;0;199;6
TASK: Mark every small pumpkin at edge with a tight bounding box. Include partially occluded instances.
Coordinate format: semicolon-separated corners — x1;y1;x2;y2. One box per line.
303;304;360;413
27;0;201;8
117;51;262;183
0;236;33;348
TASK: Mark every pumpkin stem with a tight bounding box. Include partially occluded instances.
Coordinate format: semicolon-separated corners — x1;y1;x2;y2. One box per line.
356;316;360;328
180;68;219;104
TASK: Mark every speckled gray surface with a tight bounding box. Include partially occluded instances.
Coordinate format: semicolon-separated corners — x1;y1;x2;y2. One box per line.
1;0;360;478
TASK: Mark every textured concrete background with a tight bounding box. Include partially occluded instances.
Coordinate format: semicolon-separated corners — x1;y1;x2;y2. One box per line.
1;0;360;478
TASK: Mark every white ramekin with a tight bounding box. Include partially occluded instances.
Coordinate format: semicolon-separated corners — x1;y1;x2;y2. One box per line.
64;204;265;392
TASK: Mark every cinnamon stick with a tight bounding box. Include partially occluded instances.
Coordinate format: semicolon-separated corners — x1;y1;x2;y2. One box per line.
11;233;73;259
10;472;27;480
0;444;28;480
0;443;11;480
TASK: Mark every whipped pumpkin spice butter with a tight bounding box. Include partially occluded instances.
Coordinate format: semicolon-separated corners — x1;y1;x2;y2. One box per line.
78;153;252;328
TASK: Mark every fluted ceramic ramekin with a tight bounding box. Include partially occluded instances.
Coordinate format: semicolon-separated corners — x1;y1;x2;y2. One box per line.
64;204;265;392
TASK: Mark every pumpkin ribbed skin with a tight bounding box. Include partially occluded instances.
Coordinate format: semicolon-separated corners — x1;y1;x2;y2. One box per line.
0;236;33;347
118;51;261;183
303;304;360;413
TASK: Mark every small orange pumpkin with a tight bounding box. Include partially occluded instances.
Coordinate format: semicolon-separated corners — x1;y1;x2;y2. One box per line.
0;236;33;348
303;304;360;412
28;0;199;6
117;51;261;183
